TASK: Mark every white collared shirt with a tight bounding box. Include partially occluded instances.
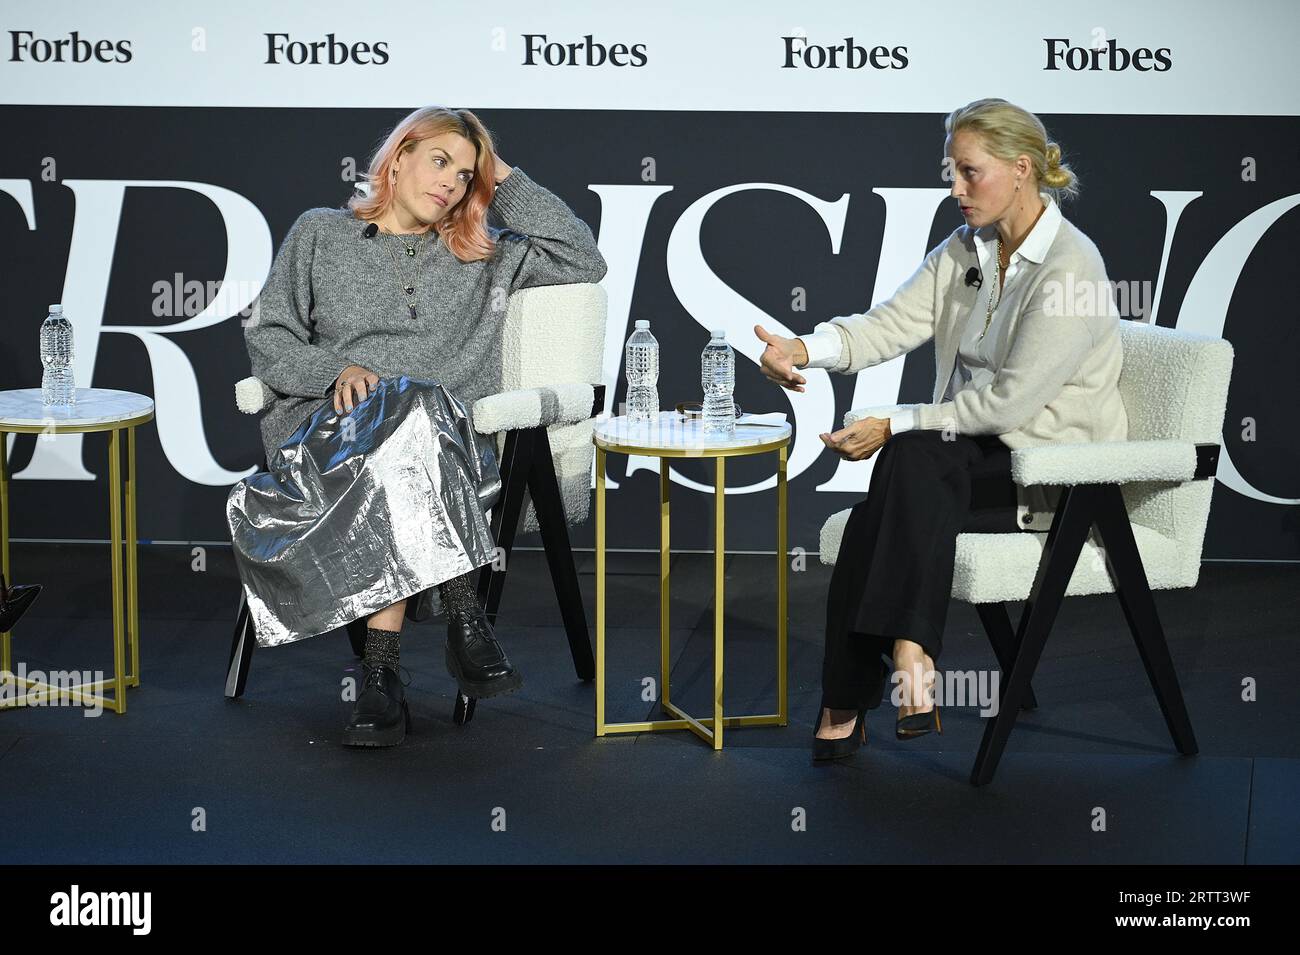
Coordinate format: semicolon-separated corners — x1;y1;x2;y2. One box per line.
801;192;1062;434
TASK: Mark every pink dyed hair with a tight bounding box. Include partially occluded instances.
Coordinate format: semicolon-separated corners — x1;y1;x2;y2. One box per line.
349;106;498;263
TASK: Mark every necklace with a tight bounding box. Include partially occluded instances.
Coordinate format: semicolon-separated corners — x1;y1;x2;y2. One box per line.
979;235;1006;341
377;229;429;320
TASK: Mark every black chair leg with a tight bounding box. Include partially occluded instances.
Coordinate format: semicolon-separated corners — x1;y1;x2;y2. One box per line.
528;426;595;681
975;602;1038;710
225;454;271;700
453;421;600;724
478;428;533;621
345;618;367;658
453;428;533;726
1092;485;1198;756
225;589;256;700
453;692;476;726
971;486;1098;786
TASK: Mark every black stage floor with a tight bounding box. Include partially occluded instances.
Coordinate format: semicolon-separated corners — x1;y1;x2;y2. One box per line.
1;542;1296;864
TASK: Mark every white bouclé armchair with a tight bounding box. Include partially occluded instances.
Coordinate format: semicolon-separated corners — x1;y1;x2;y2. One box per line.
819;320;1234;785
226;283;609;725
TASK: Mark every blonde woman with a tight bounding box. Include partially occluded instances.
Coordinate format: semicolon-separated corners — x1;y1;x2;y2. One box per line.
756;98;1127;759
227;106;607;747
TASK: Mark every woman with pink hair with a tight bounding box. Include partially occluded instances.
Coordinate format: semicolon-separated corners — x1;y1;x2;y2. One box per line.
226;106;606;747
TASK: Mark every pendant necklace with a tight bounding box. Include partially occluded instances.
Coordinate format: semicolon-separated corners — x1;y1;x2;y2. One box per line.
378;228;429;320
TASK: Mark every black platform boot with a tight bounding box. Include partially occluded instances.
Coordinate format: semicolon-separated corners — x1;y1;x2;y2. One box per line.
445;612;523;698
343;627;411;747
439;572;522;698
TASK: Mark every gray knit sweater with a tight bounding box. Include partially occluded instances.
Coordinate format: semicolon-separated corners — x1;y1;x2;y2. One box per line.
244;166;607;458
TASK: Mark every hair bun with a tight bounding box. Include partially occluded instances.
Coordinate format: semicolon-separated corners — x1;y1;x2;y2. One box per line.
1045;142;1062;168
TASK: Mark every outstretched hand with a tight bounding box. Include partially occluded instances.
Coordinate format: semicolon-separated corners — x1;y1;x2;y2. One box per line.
755;324;809;393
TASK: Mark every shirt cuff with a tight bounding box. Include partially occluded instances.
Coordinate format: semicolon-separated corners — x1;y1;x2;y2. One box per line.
798;325;844;369
889;406;916;434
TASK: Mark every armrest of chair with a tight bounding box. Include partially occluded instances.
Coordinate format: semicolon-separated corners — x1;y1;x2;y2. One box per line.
1011;440;1219;487
472;383;606;435
237;374;610;434
844;404;1221;486
235;376;275;414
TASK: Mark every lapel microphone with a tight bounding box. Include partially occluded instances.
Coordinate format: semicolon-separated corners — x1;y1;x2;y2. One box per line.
965;266;982;289
361;222;379;239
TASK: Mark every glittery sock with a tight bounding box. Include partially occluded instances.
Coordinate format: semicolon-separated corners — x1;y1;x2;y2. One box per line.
438;570;481;623
363;627;401;669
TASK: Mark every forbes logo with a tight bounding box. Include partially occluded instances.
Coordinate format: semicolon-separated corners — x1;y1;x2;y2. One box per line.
1044;37;1171;71
522;34;647;67
782;36;908;69
9;31;131;63
264;33;389;65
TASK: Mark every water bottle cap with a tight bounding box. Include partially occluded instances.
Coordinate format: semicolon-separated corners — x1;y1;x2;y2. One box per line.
635;319;649;329
49;305;63;314
711;329;725;339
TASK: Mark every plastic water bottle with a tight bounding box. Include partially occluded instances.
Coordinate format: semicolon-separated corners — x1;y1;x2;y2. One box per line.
624;319;659;422
40;304;76;408
701;329;735;436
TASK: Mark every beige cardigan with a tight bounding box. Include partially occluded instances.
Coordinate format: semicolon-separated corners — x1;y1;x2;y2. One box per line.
802;201;1129;531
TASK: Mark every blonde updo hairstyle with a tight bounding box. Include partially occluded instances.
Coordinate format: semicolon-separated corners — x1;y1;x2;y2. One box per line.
944;98;1080;203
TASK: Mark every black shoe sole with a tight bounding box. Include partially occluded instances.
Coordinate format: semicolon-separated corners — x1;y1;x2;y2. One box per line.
342;699;411;747
812;740;863;761
444;646;523;699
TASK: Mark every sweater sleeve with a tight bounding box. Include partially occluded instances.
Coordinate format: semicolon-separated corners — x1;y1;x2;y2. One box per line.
817;236;947;375
489;167;607;292
913;265;1099;436
244;209;357;399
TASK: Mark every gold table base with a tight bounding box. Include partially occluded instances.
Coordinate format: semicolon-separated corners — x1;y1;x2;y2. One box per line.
594;436;789;749
1;416;149;715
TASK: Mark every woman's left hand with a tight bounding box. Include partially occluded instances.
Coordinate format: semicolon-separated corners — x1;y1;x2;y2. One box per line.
492;152;513;184
820;416;892;461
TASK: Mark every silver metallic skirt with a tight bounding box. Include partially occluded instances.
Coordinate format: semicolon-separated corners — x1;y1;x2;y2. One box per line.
226;376;502;648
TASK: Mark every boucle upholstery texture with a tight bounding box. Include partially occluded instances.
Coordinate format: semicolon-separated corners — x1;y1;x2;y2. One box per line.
821;321;1234;603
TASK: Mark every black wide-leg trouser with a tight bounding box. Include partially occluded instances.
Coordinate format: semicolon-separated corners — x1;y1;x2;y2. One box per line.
821;429;1023;711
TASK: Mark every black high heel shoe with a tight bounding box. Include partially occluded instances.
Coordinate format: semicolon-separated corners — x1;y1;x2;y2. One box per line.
812;702;868;761
895;651;943;740
0;573;42;632
896;702;942;739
